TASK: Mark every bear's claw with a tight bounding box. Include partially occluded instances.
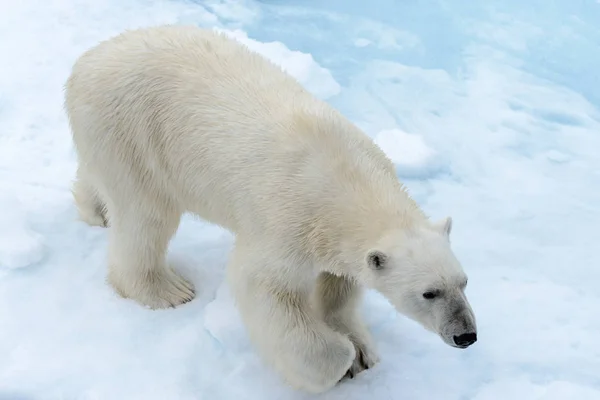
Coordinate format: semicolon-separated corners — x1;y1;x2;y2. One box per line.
339;340;378;383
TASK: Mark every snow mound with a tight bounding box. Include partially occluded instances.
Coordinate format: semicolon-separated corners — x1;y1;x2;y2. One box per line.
374;128;446;179
203;283;249;353
0;197;45;270
218;28;341;100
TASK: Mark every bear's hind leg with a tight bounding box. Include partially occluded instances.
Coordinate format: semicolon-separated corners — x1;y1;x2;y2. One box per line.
72;166;108;227
227;243;355;394
314;272;380;379
106;195;195;309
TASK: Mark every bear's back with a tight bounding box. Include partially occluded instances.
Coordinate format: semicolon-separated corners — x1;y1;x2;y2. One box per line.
65;25;399;240
68;25;309;129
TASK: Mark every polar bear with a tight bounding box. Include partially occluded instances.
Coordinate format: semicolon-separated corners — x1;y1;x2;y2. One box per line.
64;25;477;393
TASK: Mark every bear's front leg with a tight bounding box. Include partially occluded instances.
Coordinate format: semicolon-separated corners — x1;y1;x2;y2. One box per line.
226;244;355;394
313;272;380;379
106;197;195;309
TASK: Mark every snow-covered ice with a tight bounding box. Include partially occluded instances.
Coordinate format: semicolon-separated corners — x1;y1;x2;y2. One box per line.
1;0;600;399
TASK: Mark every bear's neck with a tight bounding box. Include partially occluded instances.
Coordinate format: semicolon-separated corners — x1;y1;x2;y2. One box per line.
307;170;427;274
292;104;429;273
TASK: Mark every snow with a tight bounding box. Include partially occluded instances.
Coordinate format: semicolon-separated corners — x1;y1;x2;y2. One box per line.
1;0;600;399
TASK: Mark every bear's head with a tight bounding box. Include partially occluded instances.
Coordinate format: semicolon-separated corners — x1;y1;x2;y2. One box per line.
363;216;477;349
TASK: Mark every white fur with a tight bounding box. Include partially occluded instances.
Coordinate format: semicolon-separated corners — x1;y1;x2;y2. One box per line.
64;25;477;393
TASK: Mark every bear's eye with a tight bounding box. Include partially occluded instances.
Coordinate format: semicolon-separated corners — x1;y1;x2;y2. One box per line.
422;291;438;300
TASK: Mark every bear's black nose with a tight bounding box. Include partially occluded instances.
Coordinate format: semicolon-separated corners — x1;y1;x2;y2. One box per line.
453;333;477;347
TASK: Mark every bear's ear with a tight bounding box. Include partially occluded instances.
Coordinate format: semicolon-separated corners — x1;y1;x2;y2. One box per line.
366;250;388;270
434;216;453;237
